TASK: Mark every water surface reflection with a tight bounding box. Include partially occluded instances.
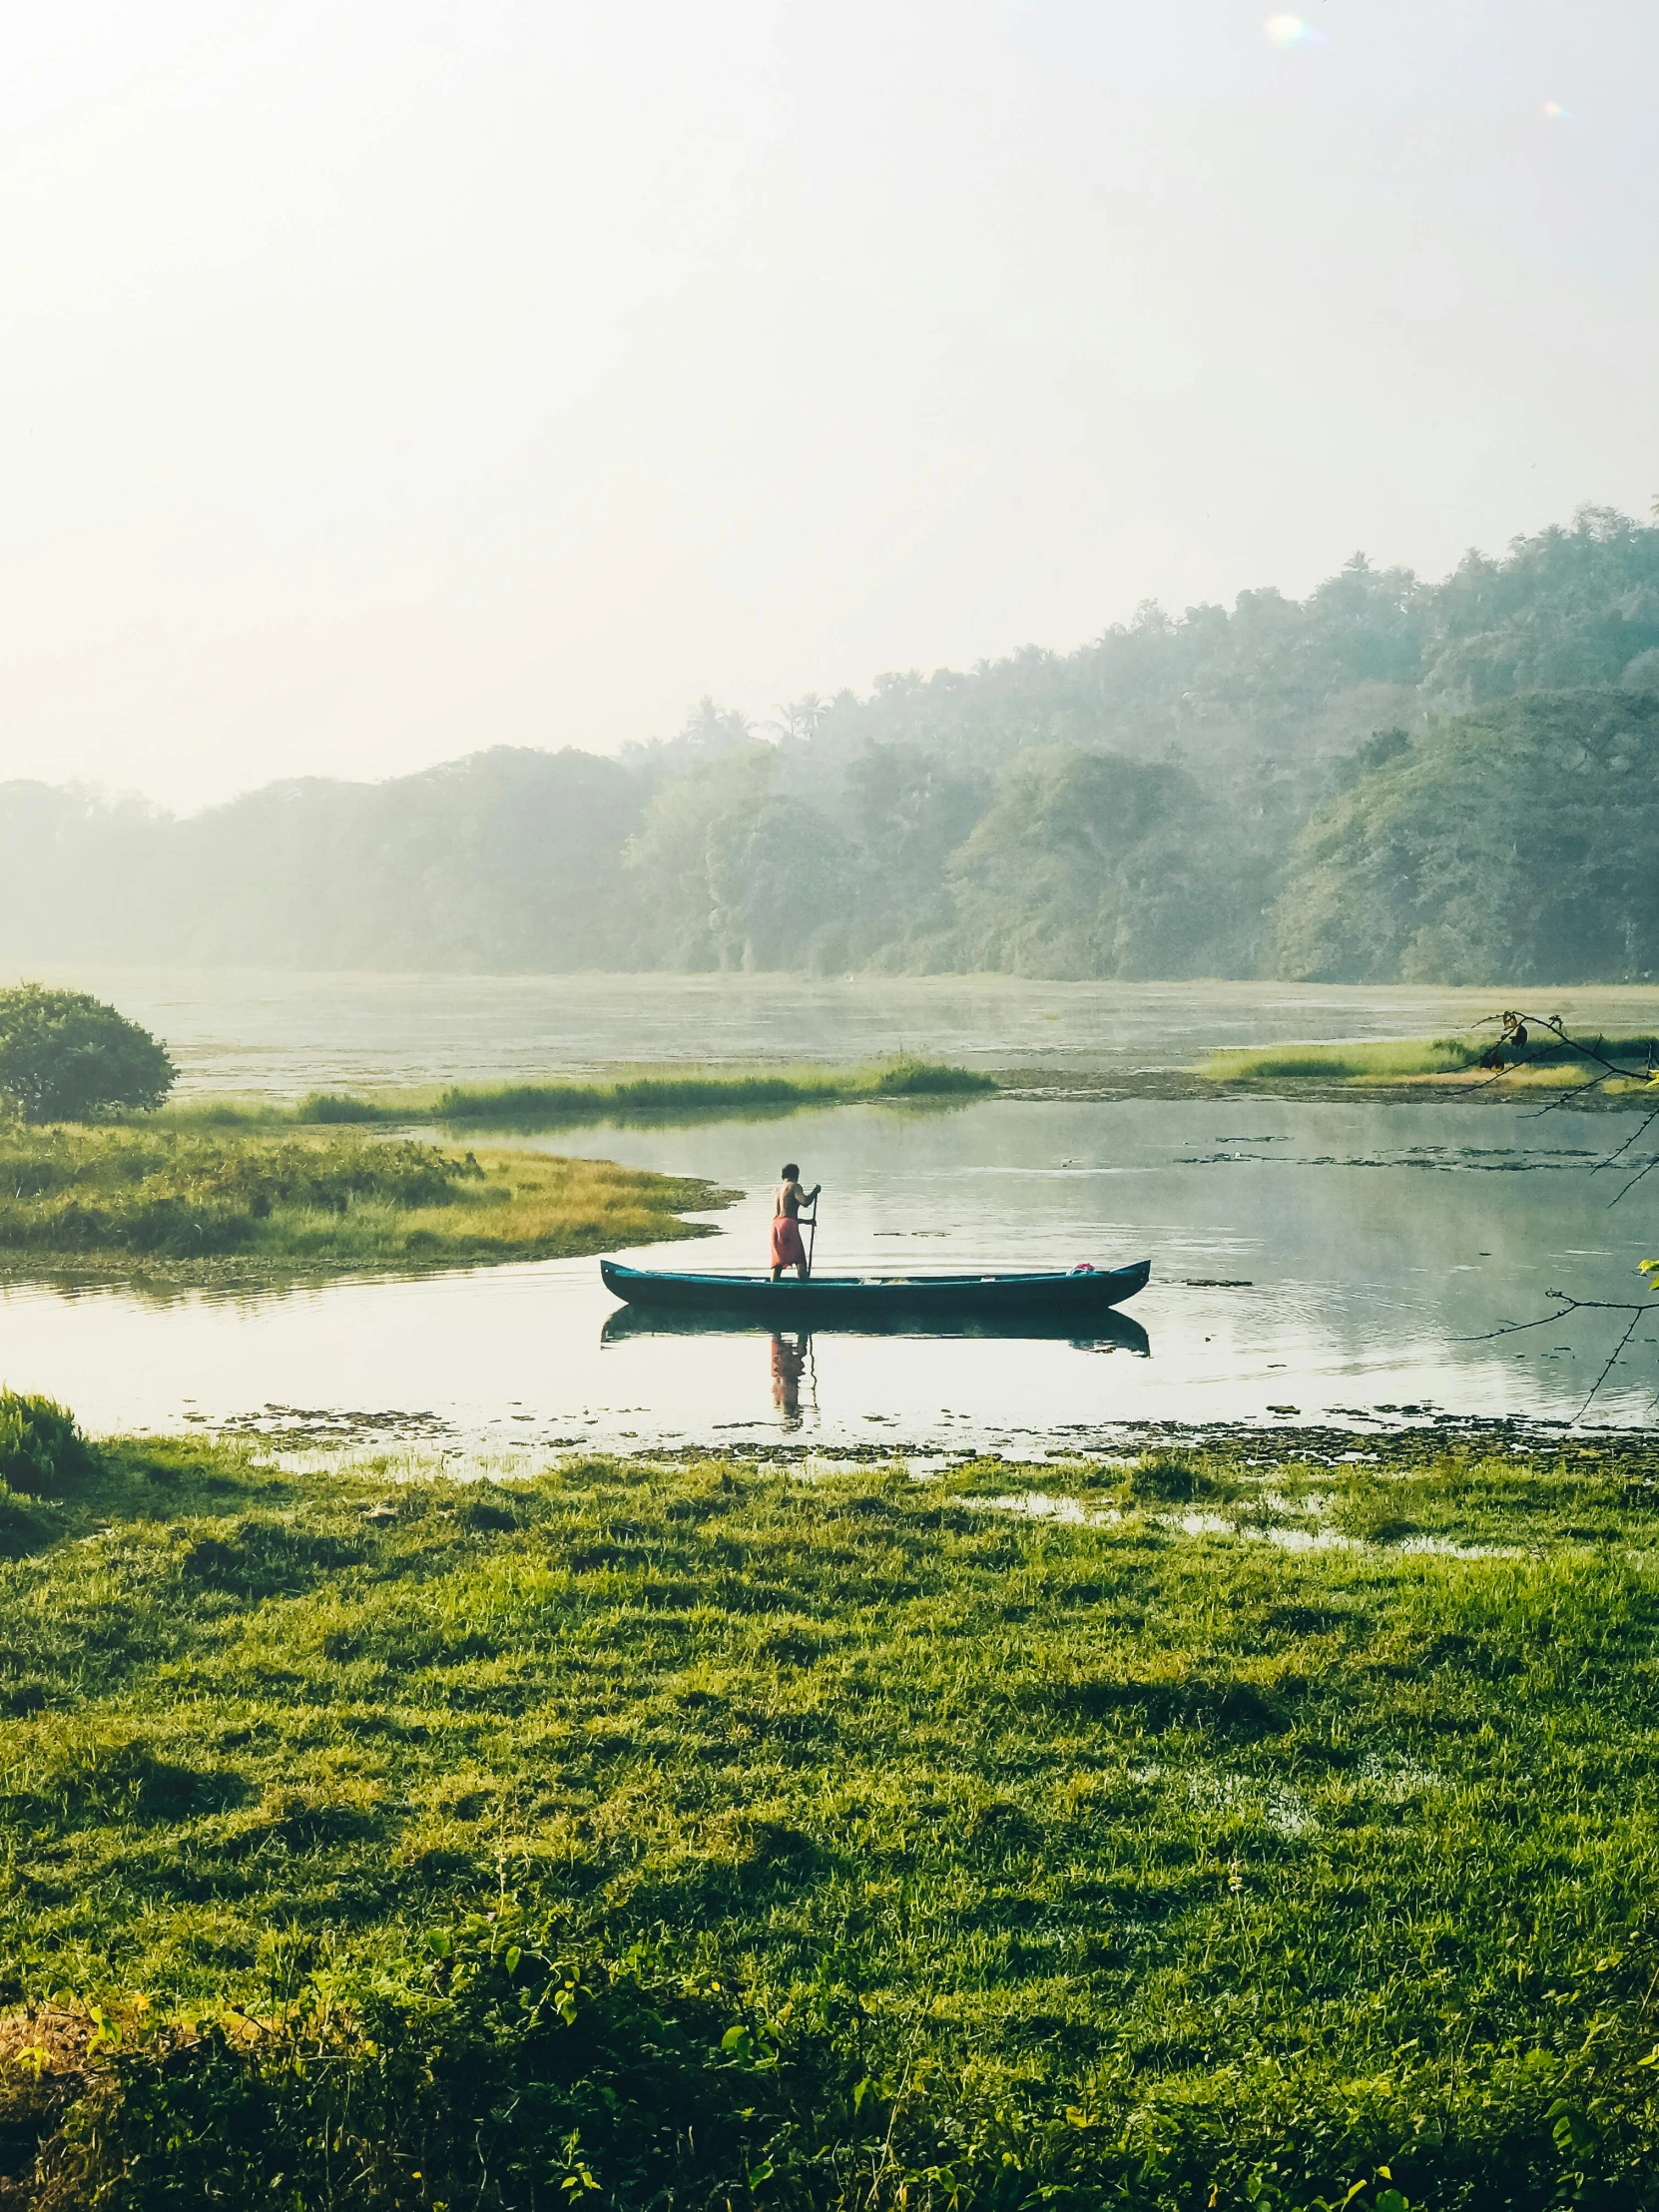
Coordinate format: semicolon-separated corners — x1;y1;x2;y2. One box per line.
771;1335;810;1430
597;1309;1153;1437
0;1092;1651;1444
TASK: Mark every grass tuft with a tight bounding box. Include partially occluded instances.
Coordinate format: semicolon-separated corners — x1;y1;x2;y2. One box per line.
0;1391;97;1495
292;1091;387;1124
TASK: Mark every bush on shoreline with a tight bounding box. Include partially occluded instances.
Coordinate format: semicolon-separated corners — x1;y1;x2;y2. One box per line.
0;1391;96;1494
0;985;175;1123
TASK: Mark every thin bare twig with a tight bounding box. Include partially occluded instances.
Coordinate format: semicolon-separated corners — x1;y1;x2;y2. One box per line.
1524;1068;1617;1119
1463;1050;1552;1097
1593;1103;1659;1173
1608;1154;1659;1209
1508;1013;1644;1083
1458;1292;1655;1424
1515;1013;1641;1118
1575;1305;1647;1423
1455;1295;1647;1345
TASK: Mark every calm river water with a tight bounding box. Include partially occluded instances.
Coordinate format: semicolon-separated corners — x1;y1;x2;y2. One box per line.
5;969;1659;1449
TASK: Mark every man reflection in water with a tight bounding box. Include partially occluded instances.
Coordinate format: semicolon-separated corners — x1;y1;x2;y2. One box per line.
771;1333;809;1429
770;1162;821;1281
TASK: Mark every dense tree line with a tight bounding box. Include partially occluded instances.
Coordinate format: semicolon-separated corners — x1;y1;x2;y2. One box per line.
1272;690;1659;984
8;503;1659;981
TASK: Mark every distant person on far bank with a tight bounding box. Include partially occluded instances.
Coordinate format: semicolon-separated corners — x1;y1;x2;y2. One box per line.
771;1163;821;1280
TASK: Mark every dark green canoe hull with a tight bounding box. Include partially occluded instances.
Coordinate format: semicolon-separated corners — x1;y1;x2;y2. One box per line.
600;1257;1150;1329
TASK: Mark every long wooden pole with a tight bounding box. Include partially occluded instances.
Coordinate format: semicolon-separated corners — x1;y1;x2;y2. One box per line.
804;1207;818;1280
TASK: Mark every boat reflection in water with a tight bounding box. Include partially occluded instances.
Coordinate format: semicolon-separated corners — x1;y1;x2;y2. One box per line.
600;1302;1151;1441
599;1305;1151;1356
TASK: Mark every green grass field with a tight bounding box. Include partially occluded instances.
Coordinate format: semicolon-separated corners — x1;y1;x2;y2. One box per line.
1;1428;1657;2206
0;1125;729;1285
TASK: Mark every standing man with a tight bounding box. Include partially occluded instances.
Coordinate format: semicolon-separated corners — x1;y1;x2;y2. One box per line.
770;1162;821;1280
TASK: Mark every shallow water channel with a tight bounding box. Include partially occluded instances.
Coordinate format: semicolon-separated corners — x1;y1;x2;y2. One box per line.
2;974;1657;1450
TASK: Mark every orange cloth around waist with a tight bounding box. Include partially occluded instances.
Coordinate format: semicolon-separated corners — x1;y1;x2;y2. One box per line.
771;1214;806;1268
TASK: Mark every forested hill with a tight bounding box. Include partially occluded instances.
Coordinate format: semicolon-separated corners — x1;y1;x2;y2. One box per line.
10;502;1659;983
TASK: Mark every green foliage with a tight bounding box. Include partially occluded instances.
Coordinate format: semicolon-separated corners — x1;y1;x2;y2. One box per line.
0;1128;476;1257
2;1439;1659;2201
945;747;1257;978
0;506;1657;980
1339;726;1414;786
53;1919;826;2210
0;985;175;1122
1271;689;1659;982
625;744;856;971
1201;1038;1482;1082
866;1056;993;1096
291;1091;386;1123
144;1062;991;1134
0;1127;723;1279
841;742;990;955
0;1389;95;1493
433;1059;993;1126
12;747;638;973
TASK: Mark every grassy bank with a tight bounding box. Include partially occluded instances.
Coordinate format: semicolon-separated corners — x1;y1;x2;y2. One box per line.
431;1056;992;1128
0;1125;729;1284
1;1430;1657;2205
1198;1031;1659;1091
156;1058;995;1133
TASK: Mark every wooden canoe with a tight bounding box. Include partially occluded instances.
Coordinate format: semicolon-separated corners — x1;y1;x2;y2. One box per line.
599;1257;1150;1327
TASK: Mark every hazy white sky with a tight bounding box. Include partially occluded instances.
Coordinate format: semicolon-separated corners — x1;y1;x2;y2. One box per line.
2;0;1655;811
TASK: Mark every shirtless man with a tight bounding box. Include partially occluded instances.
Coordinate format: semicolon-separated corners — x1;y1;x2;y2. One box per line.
770;1162;822;1281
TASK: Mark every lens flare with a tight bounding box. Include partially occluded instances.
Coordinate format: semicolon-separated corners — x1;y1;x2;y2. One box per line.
1541;100;1574;121
1264;14;1328;48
